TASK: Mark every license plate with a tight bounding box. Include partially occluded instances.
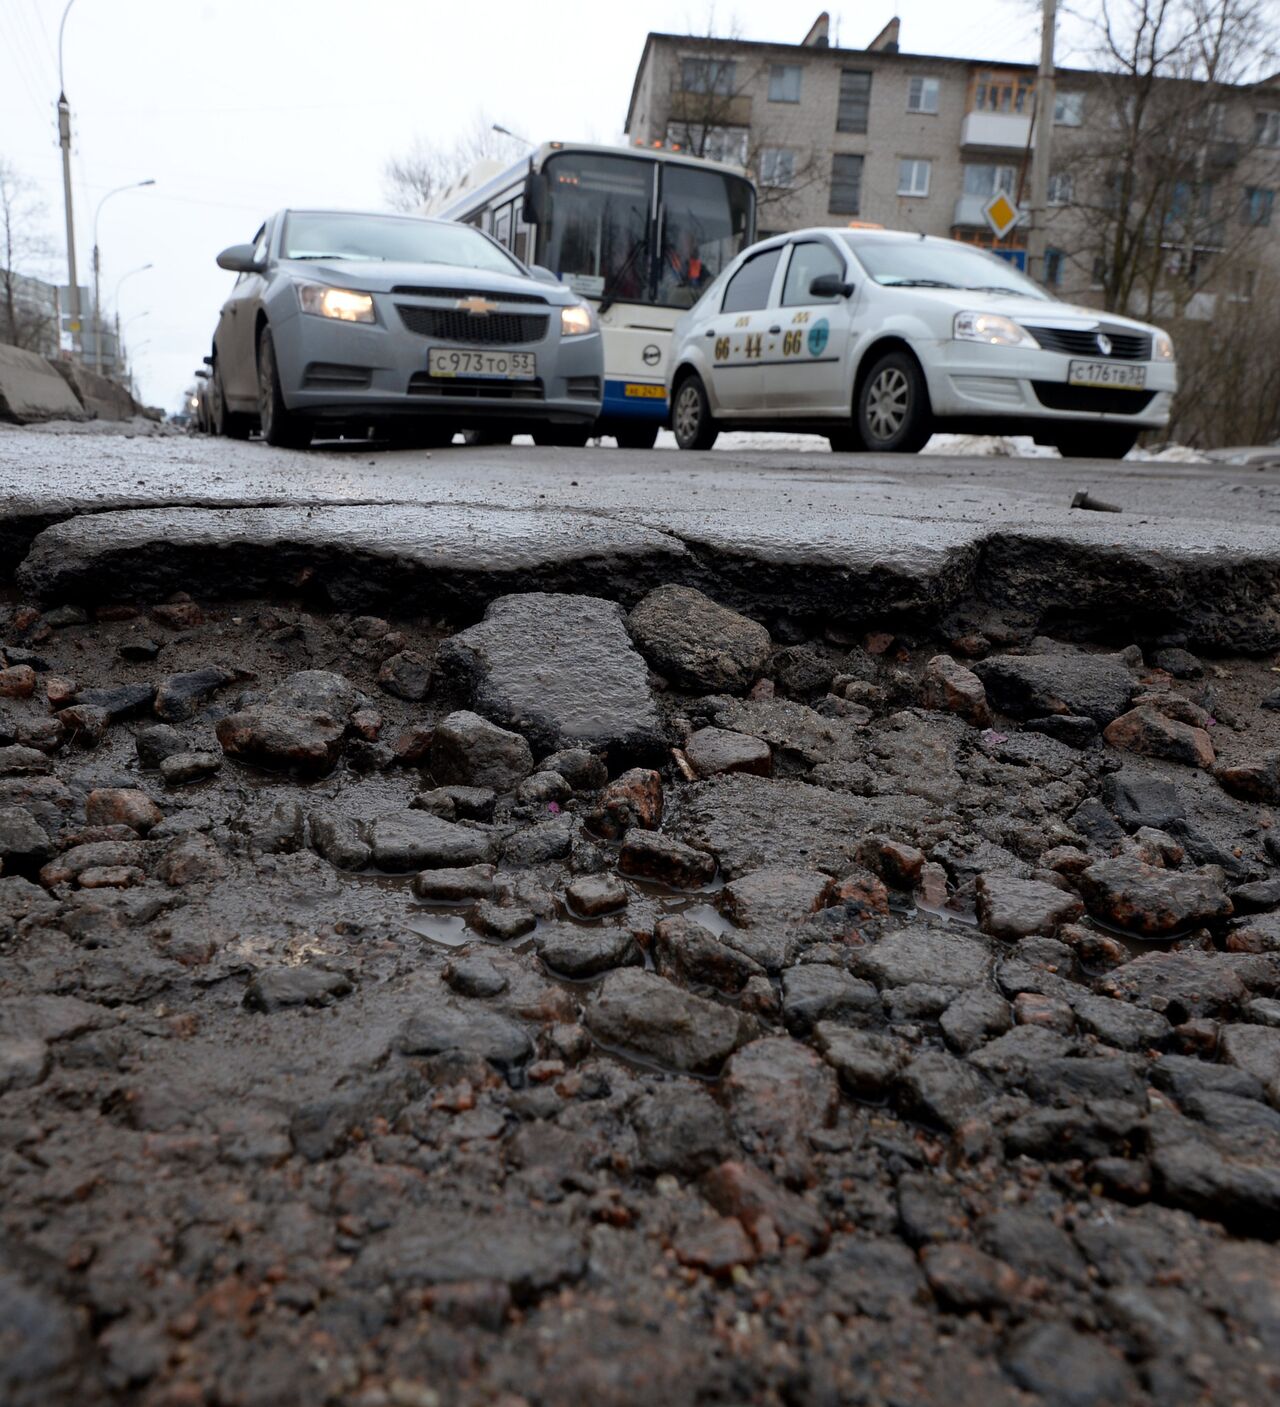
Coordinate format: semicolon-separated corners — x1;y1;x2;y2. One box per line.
624;383;665;399
1067;360;1146;389
428;349;535;379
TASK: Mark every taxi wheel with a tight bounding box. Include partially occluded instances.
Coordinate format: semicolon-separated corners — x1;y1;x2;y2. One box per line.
257;328;312;450
1053;428;1138;460
615;425;659;450
672;374;718;451
857;351;931;454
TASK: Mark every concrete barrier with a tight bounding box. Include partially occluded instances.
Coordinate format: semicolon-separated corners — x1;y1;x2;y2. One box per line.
0;343;86;424
52;361;139;421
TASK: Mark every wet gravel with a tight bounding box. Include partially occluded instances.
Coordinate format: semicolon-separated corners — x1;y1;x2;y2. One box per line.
4;579;1280;1407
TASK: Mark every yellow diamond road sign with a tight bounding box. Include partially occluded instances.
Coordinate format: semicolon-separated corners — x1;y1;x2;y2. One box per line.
983;192;1020;240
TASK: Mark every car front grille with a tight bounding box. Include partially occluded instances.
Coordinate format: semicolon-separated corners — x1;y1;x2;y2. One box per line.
1023;325;1153;360
391;285;548;305
1032;382;1157;414
407;373;545;401
566;375;601;400
397;306;549;344
302;361;372;389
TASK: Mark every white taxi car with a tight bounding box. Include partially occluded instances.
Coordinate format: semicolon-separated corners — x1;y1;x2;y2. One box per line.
667;228;1176;458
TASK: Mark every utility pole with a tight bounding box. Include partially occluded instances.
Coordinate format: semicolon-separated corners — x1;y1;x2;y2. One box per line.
57;0;80;357
1026;0;1057;284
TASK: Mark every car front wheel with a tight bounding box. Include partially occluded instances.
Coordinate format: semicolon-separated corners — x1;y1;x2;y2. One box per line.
857;351;932;453
257;327;312;449
671;373;718;451
1053;428;1138;460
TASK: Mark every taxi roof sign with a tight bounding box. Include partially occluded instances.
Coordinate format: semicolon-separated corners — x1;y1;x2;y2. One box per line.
983;192;1020;240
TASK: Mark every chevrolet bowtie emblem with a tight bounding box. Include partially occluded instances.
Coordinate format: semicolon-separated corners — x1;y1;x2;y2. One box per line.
456;296;498;315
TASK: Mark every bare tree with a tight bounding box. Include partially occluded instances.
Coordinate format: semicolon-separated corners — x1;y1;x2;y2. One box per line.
383;116;525;213
0;156;57;353
1054;0;1280;318
661;18;825;223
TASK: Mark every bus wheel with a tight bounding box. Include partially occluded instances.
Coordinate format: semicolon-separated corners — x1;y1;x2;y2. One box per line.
672;373;718;451
615;424;659;450
533;427;590;448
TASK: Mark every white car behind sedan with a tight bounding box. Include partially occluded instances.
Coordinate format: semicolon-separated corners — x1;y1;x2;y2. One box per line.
666;228;1176;459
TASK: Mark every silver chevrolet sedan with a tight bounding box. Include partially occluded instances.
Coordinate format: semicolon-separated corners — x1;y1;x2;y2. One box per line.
210;209;603;448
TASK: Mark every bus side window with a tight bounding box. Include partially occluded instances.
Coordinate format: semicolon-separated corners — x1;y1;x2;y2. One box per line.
493;202;512;249
513;208;530;263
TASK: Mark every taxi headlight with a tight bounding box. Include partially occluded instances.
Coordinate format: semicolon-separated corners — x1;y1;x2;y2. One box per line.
1154;331;1175;362
296;282;375;323
953;311;1038;348
560;302;597;336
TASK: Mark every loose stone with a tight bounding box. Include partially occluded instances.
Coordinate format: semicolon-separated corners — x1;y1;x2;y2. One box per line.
431;710;534;792
159;751;222;786
683;726;773;779
618;831;716;888
627;585;771;694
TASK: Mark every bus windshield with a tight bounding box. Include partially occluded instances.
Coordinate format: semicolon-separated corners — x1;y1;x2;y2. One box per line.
538;152;754;310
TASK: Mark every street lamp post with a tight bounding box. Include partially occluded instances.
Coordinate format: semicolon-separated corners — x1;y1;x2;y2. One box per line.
93;181;155;375
57;0;80;354
112;263;153;354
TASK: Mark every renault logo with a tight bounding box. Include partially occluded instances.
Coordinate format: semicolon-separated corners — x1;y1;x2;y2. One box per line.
456;296;498;315
1096;333;1112;356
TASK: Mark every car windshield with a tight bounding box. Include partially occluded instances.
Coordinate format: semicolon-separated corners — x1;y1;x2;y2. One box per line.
841;236;1051;300
281;212;521;274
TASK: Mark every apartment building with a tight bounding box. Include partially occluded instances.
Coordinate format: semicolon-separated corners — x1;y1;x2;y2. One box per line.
624;13;1280;312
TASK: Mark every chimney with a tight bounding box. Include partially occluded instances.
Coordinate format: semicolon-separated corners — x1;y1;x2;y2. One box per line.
801;12;830;48
867;17;901;53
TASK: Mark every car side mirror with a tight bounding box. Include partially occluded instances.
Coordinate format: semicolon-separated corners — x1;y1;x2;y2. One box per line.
216;243;265;274
809;273;854;299
528;264;560;285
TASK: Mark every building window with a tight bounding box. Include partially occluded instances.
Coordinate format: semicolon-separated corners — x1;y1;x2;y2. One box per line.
1047;171;1074;205
837;69;873;133
1054;92;1084;126
1044;248;1063;285
769;64;802;103
897;158;931;197
759;148;796;188
1228;268;1257;302
1256;110;1280;147
974;71;1034;114
907;76;939;114
829;154;864;213
666;122;749;166
1091;256;1108;289
963;163;1017;198
1244;187;1275;226
681;57;737;95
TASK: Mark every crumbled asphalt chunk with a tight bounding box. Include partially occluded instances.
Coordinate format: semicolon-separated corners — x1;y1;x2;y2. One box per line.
360;810;495;871
586;968;748;1073
627;584;771;694
534;922;641;978
1076;856;1232;935
153;667;236;721
244;965;353;1012
431;709;534;791
436;592;664;758
399;994;532;1069
974;650;1136;725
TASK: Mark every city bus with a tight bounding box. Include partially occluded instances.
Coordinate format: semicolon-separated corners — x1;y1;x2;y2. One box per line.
431;142;757;448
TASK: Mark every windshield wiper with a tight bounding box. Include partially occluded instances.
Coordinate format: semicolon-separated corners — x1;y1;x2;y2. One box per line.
882;278;959;289
599;233;649;316
962;285;1023;295
290;252;384;262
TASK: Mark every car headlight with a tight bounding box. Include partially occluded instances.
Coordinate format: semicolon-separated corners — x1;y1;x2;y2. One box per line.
1154;331;1175;362
560;302;597;337
953;311;1038;348
296;282;375;323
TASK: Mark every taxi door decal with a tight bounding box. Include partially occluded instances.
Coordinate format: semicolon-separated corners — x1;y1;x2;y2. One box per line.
807;319;830;357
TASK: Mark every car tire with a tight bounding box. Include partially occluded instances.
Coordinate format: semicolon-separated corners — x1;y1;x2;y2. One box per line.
856;351;932;454
211;361;251;440
257;327;312;449
1053;428;1138;460
461;429;513;446
615;424;659;450
671;373;718;451
533;426;591;448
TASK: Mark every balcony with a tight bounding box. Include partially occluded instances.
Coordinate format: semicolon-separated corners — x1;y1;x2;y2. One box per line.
961;111;1034;150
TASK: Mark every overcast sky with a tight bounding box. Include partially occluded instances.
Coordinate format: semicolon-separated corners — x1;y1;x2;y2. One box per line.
2;0;1086;411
